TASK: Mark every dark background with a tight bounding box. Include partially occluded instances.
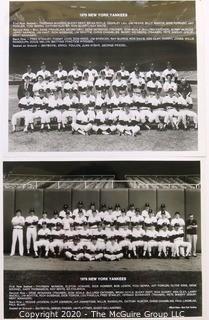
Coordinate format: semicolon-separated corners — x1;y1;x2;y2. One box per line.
9;40;197;74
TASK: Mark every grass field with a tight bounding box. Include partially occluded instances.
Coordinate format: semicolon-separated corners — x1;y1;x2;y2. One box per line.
9;83;198;152
4;254;201;271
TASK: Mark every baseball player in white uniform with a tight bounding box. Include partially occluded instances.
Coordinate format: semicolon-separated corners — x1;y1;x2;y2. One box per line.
162;75;177;93
157;224;174;258
162;90;179;129
104;238;123;261
92;105;114;135
45;90;63;130
36;62;51;82
32;75;47;96
61;91;78;129
177;93;198;129
12;91;34;133
146;63;161;82
65;237;83;260
162;62;178;83
170;224;191;258
143;225;159;258
49;224;65;257
25;208;39;255
54;62;68;81
34;222;51;258
68;63;82;83
117;63;130;80
31;89;48;131
83;61;98;82
38;211;50;228
112;72;127;94
22;65;36;82
10;210;25;256
147;74;162;94
72;106;94;135
100;62;114;81
156;204;171;220
131;223;146;258
171;212;185;231
50;210;63;230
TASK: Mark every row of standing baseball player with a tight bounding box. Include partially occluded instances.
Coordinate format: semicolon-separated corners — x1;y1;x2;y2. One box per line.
20;61;180;86
10;205;198;259
12;89;197;133
18;67;190;100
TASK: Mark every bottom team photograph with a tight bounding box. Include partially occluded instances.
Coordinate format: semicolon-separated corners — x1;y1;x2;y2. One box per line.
3;161;202;318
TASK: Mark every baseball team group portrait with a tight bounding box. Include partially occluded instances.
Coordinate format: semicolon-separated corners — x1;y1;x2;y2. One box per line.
8;0;198;152
4;161;201;272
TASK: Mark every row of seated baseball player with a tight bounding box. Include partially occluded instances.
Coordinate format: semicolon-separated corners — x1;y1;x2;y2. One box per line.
20;61;180;86
12;89;197;134
10;203;198;259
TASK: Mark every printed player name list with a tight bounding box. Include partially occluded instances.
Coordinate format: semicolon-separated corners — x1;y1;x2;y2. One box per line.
11;21;195;48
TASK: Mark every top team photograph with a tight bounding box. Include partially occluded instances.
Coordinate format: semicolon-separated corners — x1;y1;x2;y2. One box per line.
9;1;197;152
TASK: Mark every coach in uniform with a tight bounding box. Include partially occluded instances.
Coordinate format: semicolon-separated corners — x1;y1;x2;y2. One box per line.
186;214;198;257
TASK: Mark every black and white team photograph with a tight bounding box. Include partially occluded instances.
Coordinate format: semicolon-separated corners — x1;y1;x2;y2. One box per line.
3;161;202;318
8;0;198;152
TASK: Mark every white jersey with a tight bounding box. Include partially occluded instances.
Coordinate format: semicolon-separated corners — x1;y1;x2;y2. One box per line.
11;216;25;228
46;80;62;92
63;82;78;92
33;96;48;110
51;229;65;241
163;81;177;93
37;228;51;239
118;228;132;239
33;82;47;93
101;68;115;80
68;69;82;81
62;217;74;230
157;218;170;226
156;210;171;220
130;71;145;80
162;95;178;108
158;229;172;241
19;96;34;110
48;96;63;110
83;68;98;82
130;215;144;224
132;228;146;240
144;216;157;226
95;95;110;108
74;215;87;226
171;218;185;228
38;218;50;227
178;96;193;109
117;215;130;225
78;79;93;91
142;209;149;218
25;215;39;227
36;70;51;80
105;242;122;254
148;95;163;109
76;110;95;123
112;79;127;90
95;78;110;90
117;69;129;80
170;229;185;242
50;217;63;228
146;70;161;81
147;80;162;91
162;68;178;81
95;110;112;123
22;72;36;81
144;230;158;241
54;69;68;79
72;208;87;217
88;214;102;226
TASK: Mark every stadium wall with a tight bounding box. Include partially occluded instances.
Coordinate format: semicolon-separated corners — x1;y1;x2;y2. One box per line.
3;188;201;253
